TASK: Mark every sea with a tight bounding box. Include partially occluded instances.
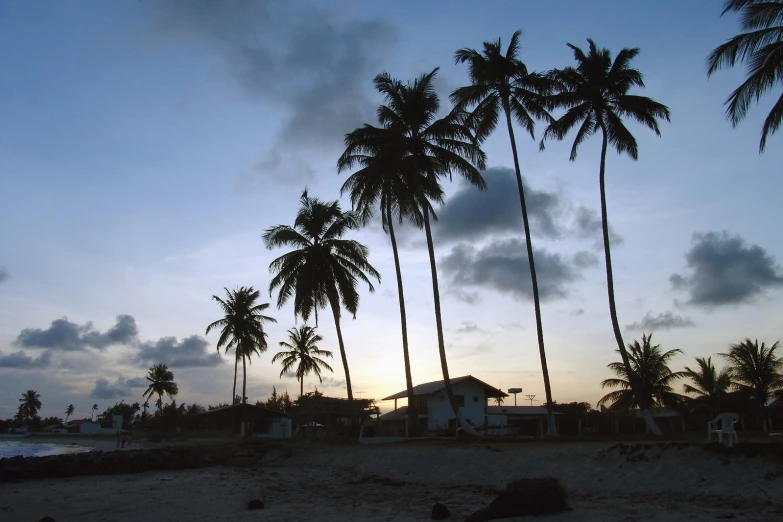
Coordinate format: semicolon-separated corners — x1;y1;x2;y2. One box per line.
0;439;96;459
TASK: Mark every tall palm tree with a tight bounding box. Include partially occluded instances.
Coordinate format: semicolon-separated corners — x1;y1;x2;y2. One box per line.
263;190;380;401
272;325;334;397
206;286;276;404
540;39;670;435
707;0;783;152
598;334;686;413
142;363;179;414
355;68;486;431
90;404;98;421
721;339;783;421
18;390;42;420
683;356;733;417
452;31;558;435
65;404;75;422
338;113;444;437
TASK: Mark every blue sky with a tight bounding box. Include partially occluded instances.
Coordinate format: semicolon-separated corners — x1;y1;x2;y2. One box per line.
1;0;781;419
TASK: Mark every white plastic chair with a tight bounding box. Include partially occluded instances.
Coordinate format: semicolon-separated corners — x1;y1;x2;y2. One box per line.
707;413;739;446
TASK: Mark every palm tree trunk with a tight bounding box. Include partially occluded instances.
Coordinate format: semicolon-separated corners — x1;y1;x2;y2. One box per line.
232;355;238;404
598;123;661;436
242;354;247;404
504;107;557;436
329;297;353;401
387;204;416;438
300;377;304;398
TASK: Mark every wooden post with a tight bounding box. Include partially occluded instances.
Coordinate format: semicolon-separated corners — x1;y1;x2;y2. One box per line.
394;399;397;410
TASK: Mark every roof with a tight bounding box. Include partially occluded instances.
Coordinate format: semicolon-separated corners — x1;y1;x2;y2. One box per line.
376;406;408;422
197;403;290;417
65;419;95;426
382;375;507;401
487;406;564;416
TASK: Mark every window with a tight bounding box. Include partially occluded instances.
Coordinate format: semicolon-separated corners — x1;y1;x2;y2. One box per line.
455;395;465;407
473;395;479;403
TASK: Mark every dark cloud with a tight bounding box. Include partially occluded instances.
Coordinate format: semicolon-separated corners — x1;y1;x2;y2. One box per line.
0;350;52;369
670;231;783;307
441;239;580;301
572;251;600;268
90;376;148;400
625;311;695;331
573;207;623;247
456;321;485;335
149;0;396;179
434;167;563;242
450;289;481;305
15;315;138;351
135;335;223;368
0;267;9;285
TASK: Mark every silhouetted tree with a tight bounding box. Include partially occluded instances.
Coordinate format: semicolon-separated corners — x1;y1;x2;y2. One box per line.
683;356;733;417
272;325;333;397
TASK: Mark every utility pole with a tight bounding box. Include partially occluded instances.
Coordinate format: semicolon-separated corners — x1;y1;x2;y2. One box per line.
526;394;536;407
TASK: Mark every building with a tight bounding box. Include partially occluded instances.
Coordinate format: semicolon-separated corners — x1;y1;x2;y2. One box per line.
380;375;507;435
486;406;564;436
186;403;292;438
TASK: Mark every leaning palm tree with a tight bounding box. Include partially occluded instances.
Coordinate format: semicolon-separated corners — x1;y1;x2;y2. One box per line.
206;286;276;404
142;363;179;414
354;69;487;432
452;31;558;435
541;39;670;435
263;191;380;401
683;357;733;417
338;112;444;436
272;325;334;397
18;390;42;419
64;404;75;422
721;339;783;423
598;334;686;413
707;0;783;152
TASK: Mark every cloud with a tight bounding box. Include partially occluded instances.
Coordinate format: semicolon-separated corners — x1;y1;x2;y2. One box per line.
148;1;397;178
625;311;695;331
572;251;599;268
456;321;486;335
670;231;783;307
90;376;148;400
317;377;346;390
135;335;223;368
15;315;139;351
434;167;564;242
441;239;580;301
0;267;9;285
0;350;52;369
450;289;481;305
571;308;585;316
573;207;623;247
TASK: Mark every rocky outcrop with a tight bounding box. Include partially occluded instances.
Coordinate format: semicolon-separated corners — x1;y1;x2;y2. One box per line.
464;477;569;522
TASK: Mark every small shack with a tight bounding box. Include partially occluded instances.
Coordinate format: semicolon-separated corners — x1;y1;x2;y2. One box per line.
291;395;378;440
186;403;292;438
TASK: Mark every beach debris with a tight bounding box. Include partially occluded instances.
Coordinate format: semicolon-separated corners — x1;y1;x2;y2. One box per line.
247;499;265;510
431;502;450;519
464;477;569;522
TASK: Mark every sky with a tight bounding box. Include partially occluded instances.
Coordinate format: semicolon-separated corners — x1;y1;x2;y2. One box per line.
1;0;781;420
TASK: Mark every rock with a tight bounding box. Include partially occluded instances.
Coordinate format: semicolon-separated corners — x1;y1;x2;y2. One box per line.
431;502;450;519
247;499;264;510
464;477;569;522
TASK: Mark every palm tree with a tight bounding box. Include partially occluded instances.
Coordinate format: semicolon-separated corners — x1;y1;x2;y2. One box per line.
540;39;670;435
349;69;486;431
452;31;557;435
721;339;783;424
185;403;205;416
707;0;783;152
494;396;505;406
683;356;733;417
263;190;381;401
338;110;444;437
142;363;179;413
18;390;42;420
598;334;686;414
91;404;98;421
206;286;276;405
272;325;334;397
64;404;75;423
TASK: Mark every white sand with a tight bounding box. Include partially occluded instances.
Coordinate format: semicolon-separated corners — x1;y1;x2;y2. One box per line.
2;442;782;521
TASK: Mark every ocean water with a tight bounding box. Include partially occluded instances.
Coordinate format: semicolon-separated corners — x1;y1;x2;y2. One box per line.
0;439;96;459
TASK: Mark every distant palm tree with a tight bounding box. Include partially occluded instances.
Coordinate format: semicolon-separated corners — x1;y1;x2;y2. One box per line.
541;40;670;435
142;363;179;414
272;325;334;397
263;190;380;401
185;404;205;416
707;0;783;152
721;339;783;419
683;356;733;417
358;69;487;430
452;31;557;435
90;404;98;421
65;404;75;422
206;286;276;404
18;390;42;420
598;334;686;413
494;396;505;406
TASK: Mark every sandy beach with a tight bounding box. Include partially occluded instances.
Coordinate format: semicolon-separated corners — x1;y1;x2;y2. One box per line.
2;441;782;521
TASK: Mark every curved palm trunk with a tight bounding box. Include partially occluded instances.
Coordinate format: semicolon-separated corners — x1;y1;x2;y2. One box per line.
598;124;661;436
329;298;353;401
421;205;478;436
387;205;416;437
504;107;557;437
